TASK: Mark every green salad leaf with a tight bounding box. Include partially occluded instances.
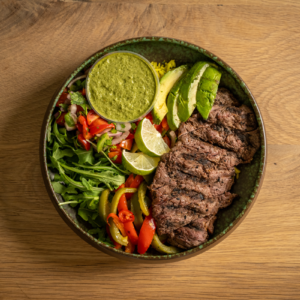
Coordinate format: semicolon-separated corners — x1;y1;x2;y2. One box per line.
70;91;90;115
74;147;95;165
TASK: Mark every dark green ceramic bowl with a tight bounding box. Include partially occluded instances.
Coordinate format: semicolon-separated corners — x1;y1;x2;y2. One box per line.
40;37;266;263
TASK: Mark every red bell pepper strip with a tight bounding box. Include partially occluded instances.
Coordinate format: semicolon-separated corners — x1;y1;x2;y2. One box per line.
163;136;171;148
87;110;100;126
106;224;122;249
116;193;139;245
125;174;135;187
137;211;156;254
81;88;86;96
161;117;169;131
107;213;138;248
89;118;115;136
126;175;144;200
124;222;139;245
78;115;93;140
119;139;133;151
107;213;127;235
117;192;127;212
77;134;90;151
56;112;67;126
119;209;135;223
108;151;122;164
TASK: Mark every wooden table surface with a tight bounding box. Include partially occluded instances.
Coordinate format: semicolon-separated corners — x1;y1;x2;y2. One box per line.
1;0;300;299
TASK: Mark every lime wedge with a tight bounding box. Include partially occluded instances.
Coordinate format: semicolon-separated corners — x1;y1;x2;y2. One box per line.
122;150;160;175
134;118;170;157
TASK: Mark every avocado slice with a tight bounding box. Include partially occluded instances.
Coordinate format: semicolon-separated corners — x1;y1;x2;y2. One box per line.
177;62;210;122
166;69;189;131
152;65;189;124
196;67;222;120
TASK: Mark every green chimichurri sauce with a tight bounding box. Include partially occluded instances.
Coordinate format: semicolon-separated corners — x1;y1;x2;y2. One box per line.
87;53;157;122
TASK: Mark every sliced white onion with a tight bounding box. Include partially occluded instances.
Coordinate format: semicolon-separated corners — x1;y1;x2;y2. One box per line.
95;128;112;137
108;131;123;137
65;123;76;131
67;93;71;100
111;131;130;145
67;75;86;88
169;131;177;148
116;122;131;132
68;104;77;114
60;106;66;112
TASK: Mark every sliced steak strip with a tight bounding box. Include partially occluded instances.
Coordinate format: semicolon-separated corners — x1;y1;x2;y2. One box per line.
167;216;217;249
177;136;243;166
208;88;257;132
214;87;240;107
152;161;234;199
207;104;257;132
189;123;260;162
162;148;236;180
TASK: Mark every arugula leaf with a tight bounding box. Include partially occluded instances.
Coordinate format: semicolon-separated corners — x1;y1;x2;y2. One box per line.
82;177;92;191
72;163;123;174
56;163;104;192
74;147;95;165
88;197;99;210
52;182;78;195
53;122;68;145
52;141;74;161
59;163;125;189
101;151;130;174
78;208;92;221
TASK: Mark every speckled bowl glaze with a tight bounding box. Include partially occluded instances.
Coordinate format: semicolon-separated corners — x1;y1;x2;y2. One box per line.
40;37;266;263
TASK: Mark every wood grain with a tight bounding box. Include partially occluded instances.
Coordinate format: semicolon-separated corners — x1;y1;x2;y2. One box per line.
1;0;300;299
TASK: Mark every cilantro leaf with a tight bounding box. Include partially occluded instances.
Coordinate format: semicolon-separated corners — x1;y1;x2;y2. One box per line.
131;123;137;130
120;124;125;129
70;92;90;115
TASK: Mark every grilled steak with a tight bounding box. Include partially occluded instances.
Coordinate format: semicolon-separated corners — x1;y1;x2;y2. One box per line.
209;88;257;132
150;88;261;249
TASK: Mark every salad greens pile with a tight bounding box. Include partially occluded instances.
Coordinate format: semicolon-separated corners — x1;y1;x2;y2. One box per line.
46;117;127;246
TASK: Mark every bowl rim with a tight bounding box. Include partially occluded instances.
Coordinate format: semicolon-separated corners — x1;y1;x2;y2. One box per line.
85;50;160;123
40;36;267;263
